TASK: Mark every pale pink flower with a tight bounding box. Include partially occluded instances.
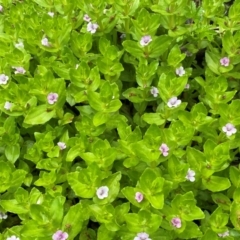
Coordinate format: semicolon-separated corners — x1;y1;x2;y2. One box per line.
220;57;230;67
41;37;50;47
57;142;66;150
52;230;68;240
218;230;229;238
87;22;99;34
167;97;181;108
159;143;169;157
0;74;9;85
83;14;91;22
186;168;195;182
6;236;20;240
135;192;143;203
134;232;152;240
47;93;58;104
140;35;152;47
4;101;12;110
222;123;237;136
175;66;185;76
171;217;182;228
96;186;109;199
150;87;159;97
13;66;26;74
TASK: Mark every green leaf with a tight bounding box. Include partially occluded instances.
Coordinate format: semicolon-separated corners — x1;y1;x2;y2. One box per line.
167;45;186;67
125;210;162;233
202;176;231;192
5;144;20;164
172;192;205;221
97;224;116;240
87;91;104;111
14;187;29;203
205;51;220;75
66;145;84;162
29;204;49;225
122;88;144;103
212;193;231;210
80;228;96;240
148;193;164;209
67;164;102;198
24;105;56;125
49;196;65;227
209;207;229;232
115;202;130;225
222;31;236;55
186;147;205;172
0;199;29;214
122;40;144;58
142;113;165;125
138;168;164;195
230;201;240;229
148;36;172;58
230;166;240;187
121;187;149;208
201;229;218;240
93;112;109;126
62;203;86;239
21;220;52;238
178;222;203;239
93;172;121;204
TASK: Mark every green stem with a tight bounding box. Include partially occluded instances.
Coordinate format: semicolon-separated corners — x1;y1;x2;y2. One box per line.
125;18;130;40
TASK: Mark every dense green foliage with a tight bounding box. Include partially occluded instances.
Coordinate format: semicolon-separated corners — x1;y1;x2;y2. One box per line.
1;0;240;239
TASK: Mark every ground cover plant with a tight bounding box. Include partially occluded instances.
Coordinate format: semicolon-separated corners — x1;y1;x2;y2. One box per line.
1;0;240;239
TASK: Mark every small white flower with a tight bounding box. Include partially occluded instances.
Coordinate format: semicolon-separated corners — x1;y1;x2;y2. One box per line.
57;142;66;150
150;87;159;97
134;232;152;240
176;66;185;77
120;33;126;39
13;67;26;74
167;97;181;108
4;101;12;110
0;212;7;219
140;35;152;47
186;168;195;182
41;37;50;47
222;123;237;136
83;14;91;22
0;5;3;12
6;236;20;240
87;22;99;34
185;83;190;89
15;41;24;49
96;186;109;199
48;12;54;17
0;74;9;85
218;230;229;238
